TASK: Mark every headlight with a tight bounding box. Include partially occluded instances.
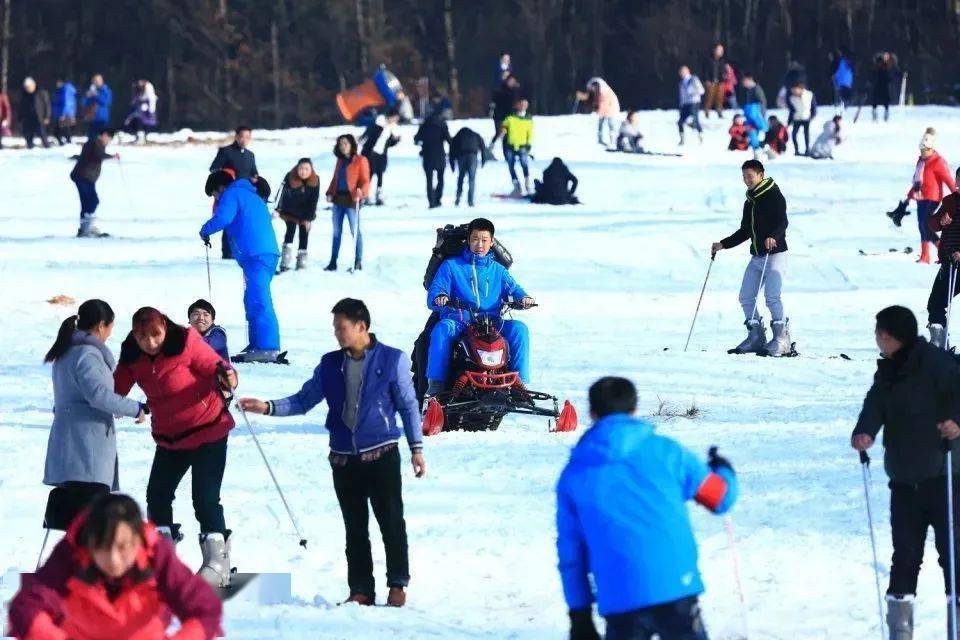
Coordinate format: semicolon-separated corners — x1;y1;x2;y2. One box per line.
477;349;505;367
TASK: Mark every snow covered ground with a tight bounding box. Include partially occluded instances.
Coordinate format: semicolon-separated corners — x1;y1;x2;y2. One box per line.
2;105;960;638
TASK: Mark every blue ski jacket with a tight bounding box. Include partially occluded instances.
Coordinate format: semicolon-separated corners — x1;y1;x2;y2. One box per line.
200;179;279;262
84;84;112;122
556;413;737;616
201;325;229;362
53;83;77;120
427;247;527;320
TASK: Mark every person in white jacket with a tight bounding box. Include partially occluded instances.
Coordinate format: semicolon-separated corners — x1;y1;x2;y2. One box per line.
809;115;842;160
677;65;705;145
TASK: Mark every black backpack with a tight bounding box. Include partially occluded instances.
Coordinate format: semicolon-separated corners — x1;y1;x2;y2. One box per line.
422;223;513;290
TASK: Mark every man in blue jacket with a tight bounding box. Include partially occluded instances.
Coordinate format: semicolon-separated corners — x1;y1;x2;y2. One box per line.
83;74;112;138
425;217;535;397
557;377;738;640
52;78;77;145
238;298;425;608
200;170;282;363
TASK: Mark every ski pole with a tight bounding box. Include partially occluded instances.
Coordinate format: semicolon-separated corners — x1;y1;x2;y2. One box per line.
747;253;770;324
859;450;885;640
350;197;362;273
946;439;958;640
205;244;212;301
724;514;750;639
236;405;308;548
684;254;715;352
947;262;957;350
36;528;51;571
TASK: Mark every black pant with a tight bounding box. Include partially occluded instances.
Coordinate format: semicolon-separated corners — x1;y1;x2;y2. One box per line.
889;477;960;596
331;446;410;598
22;120;49;149
605;596;709;640
146;437;228;534
455;154;478;206
284;220;310;250
424;162;445;208
927;262;960;325
53;121;74;145
792;120;810;155
678;103;703;134
368;152;386;188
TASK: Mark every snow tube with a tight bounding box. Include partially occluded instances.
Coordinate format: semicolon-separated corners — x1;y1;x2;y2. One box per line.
336;68;404;122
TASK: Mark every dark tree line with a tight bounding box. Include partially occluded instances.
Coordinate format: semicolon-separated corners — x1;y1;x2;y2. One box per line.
1;0;958;131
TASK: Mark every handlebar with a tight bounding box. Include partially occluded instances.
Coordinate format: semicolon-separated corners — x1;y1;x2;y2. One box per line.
442;299;537;311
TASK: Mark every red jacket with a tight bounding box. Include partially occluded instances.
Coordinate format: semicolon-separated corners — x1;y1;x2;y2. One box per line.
0;93;11;135
325;154;371;200
115;327;234;450
7;516;221;640
728;123;751;151
911;151;956;202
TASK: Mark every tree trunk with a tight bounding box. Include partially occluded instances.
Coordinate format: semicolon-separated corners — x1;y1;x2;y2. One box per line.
592;0;603;75
0;0;9;96
271;20;280;128
355;0;367;72
166;53;176;128
777;0;793;67
443;0;460;109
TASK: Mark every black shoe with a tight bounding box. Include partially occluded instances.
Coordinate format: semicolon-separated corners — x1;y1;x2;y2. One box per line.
324;261;337;271
353;259;362;271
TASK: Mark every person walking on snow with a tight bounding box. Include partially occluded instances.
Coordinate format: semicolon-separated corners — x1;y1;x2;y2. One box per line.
209;126;258;261
82;73;112;138
677;65;705;145
200;170;283;363
909;129;956;264
576;78;620;147
324;134;370;271
187;298;230;362
70;128;119;238
557;376;738;640
414;114;451;208
19;76;51;149
238;298;425;608
786;83;817;156
52;78;77;145
359;109;401;205
852;305;960;640
500;98;534;196
711;159;792;356
275;157;320;272
925;168;960;347
872;52;897;122
450;126;489;207
831;46;855;110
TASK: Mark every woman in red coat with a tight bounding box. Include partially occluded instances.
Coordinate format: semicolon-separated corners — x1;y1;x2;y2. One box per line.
911;130;957;263
114;308;238;588
7;493;221;640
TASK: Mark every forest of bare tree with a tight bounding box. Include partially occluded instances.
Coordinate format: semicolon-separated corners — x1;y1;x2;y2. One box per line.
1;0;958;130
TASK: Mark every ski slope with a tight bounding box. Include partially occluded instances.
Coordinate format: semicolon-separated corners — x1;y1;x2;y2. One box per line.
1;106;959;639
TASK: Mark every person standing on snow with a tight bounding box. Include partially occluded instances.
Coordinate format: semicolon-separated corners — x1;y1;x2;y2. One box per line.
324;134;370;271
490;74;521;149
70;128;119;238
414;113;451;208
711;159;792;356
52;78;77;145
576;78;620;147
872;52;897;122
852;305;960;640
926;167;960;347
831;46;855;110
909;129;956;265
557;376;738;640
275;157;320;272
201;170;283;363
450;126;488;207
359;109;401;206
238;298;425;608
19;76;51;149
786;82;817;156
740;72;767;156
187;298;230;362
123;79;158;143
500;98;534;197
702;42;731;118
82;73;112;138
677;65;705;145
209;126;258;260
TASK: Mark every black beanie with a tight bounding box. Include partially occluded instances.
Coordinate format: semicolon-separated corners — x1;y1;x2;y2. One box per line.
875;305;917;346
188;298;216;320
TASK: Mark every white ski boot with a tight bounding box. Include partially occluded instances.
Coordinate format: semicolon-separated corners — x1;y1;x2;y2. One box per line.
296;249;308;271
886;594;913;640
77;215;107;238
198;532;232;588
729;319;767;354
375;187;384;206
929;323;947;349
524;176;532;195
764;319;794;356
509;179;522;198
279;243;294;273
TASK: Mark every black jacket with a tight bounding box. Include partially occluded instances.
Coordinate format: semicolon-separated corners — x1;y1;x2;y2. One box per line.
492;83;521;124
449;127;490;170
414;118;451;169
532;158;578;205
70;138;112;183
276;169;320;222
19;88;51;125
721;178;788;256
854;338;960;483
209;142;258;179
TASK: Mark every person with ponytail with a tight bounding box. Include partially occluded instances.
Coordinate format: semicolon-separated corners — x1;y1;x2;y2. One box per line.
43;300;147;521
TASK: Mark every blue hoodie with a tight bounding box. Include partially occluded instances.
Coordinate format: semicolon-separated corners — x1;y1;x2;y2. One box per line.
556;414;737;616
52;83;77;120
427;247;527;320
84;84;112;122
200;179;280;262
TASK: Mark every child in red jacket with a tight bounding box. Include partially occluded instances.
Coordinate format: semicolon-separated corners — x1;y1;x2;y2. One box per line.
910;129;957;263
727;114;751;151
763;115;789;157
7;494;222;640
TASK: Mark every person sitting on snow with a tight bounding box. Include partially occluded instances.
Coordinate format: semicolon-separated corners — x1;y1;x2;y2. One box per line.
615;111;644;153
188;298;229;362
808;115;842;160
424;218;535;397
531;157;580;205
762;115;789;157
727;114;752;151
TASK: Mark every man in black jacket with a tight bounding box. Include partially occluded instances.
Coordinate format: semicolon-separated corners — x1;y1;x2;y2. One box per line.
209;126;258;258
19;77;51;149
852;305;960;640
449;127;488;207
712;159;791;356
413;115;451;208
490;75;521;149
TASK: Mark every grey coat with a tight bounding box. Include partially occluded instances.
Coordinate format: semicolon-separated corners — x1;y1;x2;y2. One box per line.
44;331;142;489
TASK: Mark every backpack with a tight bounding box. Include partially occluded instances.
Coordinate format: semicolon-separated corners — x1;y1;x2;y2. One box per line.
422;224;513;290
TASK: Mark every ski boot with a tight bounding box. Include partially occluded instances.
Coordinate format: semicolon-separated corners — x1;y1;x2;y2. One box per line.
930;323;947;349
886;594;913;640
324;259;337;272
763;319;794;357
679;131;685;146
352;258;362;272
296;249;308;271
374;187;384;206
77;215;107;238
230;348;283;364
524;176;532;195
509;179;522;198
279;243;294;273
198;531;232;588
156;524;184;548
728;319;767;354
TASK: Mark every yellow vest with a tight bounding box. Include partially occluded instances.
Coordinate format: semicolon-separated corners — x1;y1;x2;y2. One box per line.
502;114;533;150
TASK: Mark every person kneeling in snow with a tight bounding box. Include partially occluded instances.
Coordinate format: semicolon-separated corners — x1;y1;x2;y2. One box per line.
187;299;229;362
557;377;738;640
615;111;644;153
424;218;535;397
808;115;842;160
727;114;752;151
7;493;222;640
762;115;789;157
531;157;580;205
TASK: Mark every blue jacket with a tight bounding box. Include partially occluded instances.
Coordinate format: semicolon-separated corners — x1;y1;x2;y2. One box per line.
202;325;229;362
200;179;279;262
52;83;77;120
84;84;112;122
268;338;423;454
556;414;738;616
833;57;854;89
427;247;527;320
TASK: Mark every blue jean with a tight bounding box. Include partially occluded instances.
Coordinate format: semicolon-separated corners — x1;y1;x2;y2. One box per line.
918;200;939;244
330;203;362;263
598;116;615;145
73;177;99;217
455;154;478;206
426;317;530;383
504;147;530;182
241;255;281;350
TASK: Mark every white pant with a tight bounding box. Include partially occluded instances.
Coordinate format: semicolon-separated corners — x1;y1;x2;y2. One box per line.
739;253;787;322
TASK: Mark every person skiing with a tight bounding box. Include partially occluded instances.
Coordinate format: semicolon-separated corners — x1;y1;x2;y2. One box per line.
209;126;258;260
0;89;11;149
490;74;521;149
19;76;51;149
187;298;230;362
51;78;77;145
557;376;738;640
424;218;535;397
123;79;158;143
852;305;960;640
926;167;960;347
450;126;488;207
702;42;731;118
276;157;320;272
576;78;620;147
114;307;239;588
82;73;112;138
762;115;789;157
324;134;370;271
70;128;119;238
909;129;956;264
677;65;705;145
831;46;855;110
711;159;792;356
238;298;425;608
727;114;752;151
414;114;451;208
201;170;283;362
616;111;644;153
786;83;817;156
500;98;534;196
7;493;222;640
531;157;579;205
872;52;897;122
740;72;767;155
359;109;401;206
808;115;842;160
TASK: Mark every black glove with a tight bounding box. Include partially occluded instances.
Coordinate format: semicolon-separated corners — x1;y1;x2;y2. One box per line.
707;446;733;473
139;402;150;415
200;233;212;248
569;608;600;640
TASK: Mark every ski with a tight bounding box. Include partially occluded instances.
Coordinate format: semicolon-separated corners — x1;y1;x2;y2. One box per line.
858;247;913;256
606;148;683;158
491;193;529;201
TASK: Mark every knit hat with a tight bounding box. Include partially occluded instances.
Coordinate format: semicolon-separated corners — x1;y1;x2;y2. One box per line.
188;299;216;320
875;305;917;346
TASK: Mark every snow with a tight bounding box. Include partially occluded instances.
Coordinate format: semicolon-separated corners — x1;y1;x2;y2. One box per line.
2;104;959;638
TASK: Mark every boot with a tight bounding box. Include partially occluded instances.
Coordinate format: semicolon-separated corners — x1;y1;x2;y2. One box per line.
763;319;793;356
509;179;522;197
296;249;308;271
324;260;337;272
679;131;685;146
886;594;913;640
425;379;446;397
230;348;281;364
156;524;183;548
342;593;373;606
374;187;384;206
918;242;935;264
279;243;294;273
524;176;532;195
198;532;232;588
730;319;768;354
353;258;362;271
77;215;105;238
387;586;406;607
930;323;947;349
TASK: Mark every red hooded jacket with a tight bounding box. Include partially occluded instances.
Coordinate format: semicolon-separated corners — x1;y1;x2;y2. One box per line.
911;151;956;202
115;327;234;450
728;123;751;151
7;516;221;640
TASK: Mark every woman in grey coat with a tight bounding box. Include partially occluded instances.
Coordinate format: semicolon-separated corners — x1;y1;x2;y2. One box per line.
43;299;146;516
